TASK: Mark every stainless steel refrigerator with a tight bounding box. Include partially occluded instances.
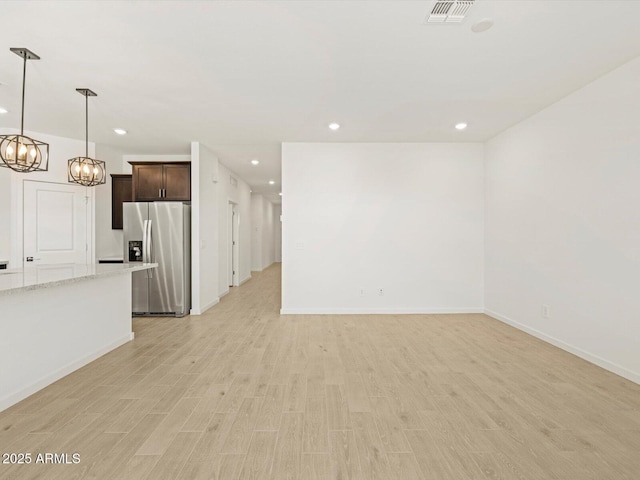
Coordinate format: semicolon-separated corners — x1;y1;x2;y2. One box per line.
123;202;191;317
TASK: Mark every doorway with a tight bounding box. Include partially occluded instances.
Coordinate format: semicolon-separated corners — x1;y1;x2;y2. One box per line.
228;201;239;287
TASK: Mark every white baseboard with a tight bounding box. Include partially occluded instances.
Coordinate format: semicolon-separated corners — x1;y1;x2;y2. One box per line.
0;333;133;412
190;297;220;316
485;309;640;385
280;307;484;315
201;298;220;314
219;288;230;298
239;274;252;286
263;261;275;270
252;261;275;273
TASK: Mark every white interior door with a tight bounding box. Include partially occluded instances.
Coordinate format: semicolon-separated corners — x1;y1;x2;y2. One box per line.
228;202;239;287
23;180;91;265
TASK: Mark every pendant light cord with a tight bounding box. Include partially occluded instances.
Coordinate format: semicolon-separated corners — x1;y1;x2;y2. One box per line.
20;55;26;136
85;94;89;158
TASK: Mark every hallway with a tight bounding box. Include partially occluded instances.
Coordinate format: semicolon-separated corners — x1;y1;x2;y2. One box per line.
1;263;639;479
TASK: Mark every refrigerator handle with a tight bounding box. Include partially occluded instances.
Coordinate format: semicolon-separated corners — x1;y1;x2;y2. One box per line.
148;220;153;278
141;219;149;279
142;220;148;263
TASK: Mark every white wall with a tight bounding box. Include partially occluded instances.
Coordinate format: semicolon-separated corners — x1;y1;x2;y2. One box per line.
238;176;253;285
251;193;276;271
190;142;218;314
281;143;485;314
0;130;96;268
274;204;282;263
262;197;275;269
485;56;640;384
0;168;10;263
191;143;253;313
251;195;264;271
217;162;252;296
95;144;126;259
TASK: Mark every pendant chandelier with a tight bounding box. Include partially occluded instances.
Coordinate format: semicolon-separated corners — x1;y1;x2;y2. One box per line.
0;48;49;173
67;89;106;186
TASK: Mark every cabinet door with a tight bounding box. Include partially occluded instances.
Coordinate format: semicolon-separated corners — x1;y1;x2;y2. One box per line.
163;164;191;201
111;174;132;229
133;164;164;201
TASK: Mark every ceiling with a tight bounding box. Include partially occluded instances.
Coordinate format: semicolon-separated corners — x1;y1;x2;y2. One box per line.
2;0;640;203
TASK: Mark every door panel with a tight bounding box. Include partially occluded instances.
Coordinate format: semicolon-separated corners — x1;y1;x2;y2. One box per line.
228;203;233;287
123;203;149;313
133;164;163;201
122;203;148;262
131;270;149;313
163;164;191;201
23;181;90;264
149;203;185;314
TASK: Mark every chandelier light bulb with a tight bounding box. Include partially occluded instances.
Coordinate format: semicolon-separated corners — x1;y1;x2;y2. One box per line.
6;145;13;159
19;144;27;157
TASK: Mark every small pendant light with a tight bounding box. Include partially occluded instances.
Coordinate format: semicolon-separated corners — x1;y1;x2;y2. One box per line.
67;89;106;186
0;48;49;173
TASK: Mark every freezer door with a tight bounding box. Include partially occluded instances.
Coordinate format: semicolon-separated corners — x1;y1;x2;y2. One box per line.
123;203;149;314
148;202;186;315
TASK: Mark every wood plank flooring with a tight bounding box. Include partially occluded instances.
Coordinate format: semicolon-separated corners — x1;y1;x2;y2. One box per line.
1;263;639;479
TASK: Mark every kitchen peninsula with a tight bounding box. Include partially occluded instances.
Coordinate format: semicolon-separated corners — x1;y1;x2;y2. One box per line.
0;262;157;411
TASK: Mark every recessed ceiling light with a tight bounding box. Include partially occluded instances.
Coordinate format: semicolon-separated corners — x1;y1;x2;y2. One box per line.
269;180;275;185
0;107;8;114
455;123;468;130
113;128;127;135
251;159;259;165
472;18;494;33
328;122;340;131
279;192;282;196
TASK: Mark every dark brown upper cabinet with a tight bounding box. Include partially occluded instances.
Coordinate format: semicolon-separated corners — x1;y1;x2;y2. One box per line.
130;162;191;202
163;163;191;200
111;174;132;230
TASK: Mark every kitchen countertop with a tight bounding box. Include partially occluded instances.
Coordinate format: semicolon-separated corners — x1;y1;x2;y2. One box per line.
0;263;157;296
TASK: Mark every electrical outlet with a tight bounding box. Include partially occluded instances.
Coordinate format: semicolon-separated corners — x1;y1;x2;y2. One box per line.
378;288;384;296
542;304;549;318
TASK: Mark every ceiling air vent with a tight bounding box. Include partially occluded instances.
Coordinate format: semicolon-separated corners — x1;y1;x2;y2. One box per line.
425;0;475;24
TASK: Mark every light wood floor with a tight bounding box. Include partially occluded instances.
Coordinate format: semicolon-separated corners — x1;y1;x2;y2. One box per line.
1;263;639;479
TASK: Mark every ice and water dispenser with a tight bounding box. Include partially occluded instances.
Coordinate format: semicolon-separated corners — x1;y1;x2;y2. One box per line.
128;241;143;262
